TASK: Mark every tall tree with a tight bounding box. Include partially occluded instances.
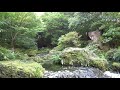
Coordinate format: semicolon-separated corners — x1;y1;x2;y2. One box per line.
0;12;42;50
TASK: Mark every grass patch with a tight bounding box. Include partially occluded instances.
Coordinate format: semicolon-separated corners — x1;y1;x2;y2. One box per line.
0;60;45;78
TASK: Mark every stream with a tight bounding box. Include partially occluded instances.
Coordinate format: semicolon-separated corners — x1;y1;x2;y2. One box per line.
38;53;120;78
42;64;120;78
42;64;111;78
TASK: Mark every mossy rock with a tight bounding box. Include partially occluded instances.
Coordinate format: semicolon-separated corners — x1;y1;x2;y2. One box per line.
60;47;96;66
89;58;108;71
111;62;120;72
0;60;45;78
60;47;108;70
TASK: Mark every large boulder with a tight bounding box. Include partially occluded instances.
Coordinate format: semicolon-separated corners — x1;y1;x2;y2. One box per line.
60;47;108;71
87;30;101;42
0;60;45;78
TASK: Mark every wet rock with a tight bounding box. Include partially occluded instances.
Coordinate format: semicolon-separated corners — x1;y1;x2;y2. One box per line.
43;67;109;78
104;71;120;78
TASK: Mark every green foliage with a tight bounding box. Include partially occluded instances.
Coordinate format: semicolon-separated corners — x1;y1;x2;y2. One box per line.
113;49;120;62
0;12;120;74
60;48;87;66
60;47;108;70
40;12;69;46
68;12;120;48
68;12;101;34
0;60;45;78
42;50;62;65
0;47;15;60
38;47;51;54
102;26;120;47
50;54;61;64
56;31;81;50
28;56;44;63
0;12;42;49
86;42;106;58
80;41;89;48
25;49;38;57
15;52;29;60
0;52;4;60
89;58;108;71
106;48;120;62
111;62;120;72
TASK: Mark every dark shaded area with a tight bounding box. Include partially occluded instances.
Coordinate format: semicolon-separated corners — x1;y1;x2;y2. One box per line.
36;32;52;49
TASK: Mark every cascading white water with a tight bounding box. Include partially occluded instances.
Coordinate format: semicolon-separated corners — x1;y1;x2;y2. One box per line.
103;71;120;78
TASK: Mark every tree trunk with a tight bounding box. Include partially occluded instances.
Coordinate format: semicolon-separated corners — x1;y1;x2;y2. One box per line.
11;32;19;52
11;39;15;52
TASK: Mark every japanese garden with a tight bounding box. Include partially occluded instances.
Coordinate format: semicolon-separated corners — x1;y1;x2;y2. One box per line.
0;12;120;78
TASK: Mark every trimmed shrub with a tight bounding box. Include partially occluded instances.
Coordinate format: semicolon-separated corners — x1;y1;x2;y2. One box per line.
25;49;38;57
86;42;106;58
89;58;108;71
106;48;120;62
60;47;108;70
28;56;44;63
0;47;15;60
111;62;120;72
0;60;45;78
56;31;81;51
43;50;62;65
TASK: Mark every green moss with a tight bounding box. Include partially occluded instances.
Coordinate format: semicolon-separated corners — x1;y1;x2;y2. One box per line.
60;48;93;66
89;59;108;71
111;62;120;72
25;49;38;57
28;56;44;63
0;47;15;60
60;47;108;70
106;48;120;62
60;49;89;66
0;60;45;78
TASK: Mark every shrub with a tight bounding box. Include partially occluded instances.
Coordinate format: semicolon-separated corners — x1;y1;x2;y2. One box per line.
37;48;51;54
113;49;120;62
0;47;15;60
81;41;89;48
106;48;120;62
14;52;29;60
60;48;89;66
86;42;106;58
111;62;120;72
28;56;44;63
0;52;4;60
0;60;45;78
25;49;38;57
89;58;108;71
60;47;108;70
43;50;62;65
50;54;61;64
56;31;81;51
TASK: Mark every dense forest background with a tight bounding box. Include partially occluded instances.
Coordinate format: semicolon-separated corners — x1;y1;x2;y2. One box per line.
0;12;120;78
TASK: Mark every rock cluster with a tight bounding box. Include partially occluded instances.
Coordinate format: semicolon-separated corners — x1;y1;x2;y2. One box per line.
43;67;109;78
